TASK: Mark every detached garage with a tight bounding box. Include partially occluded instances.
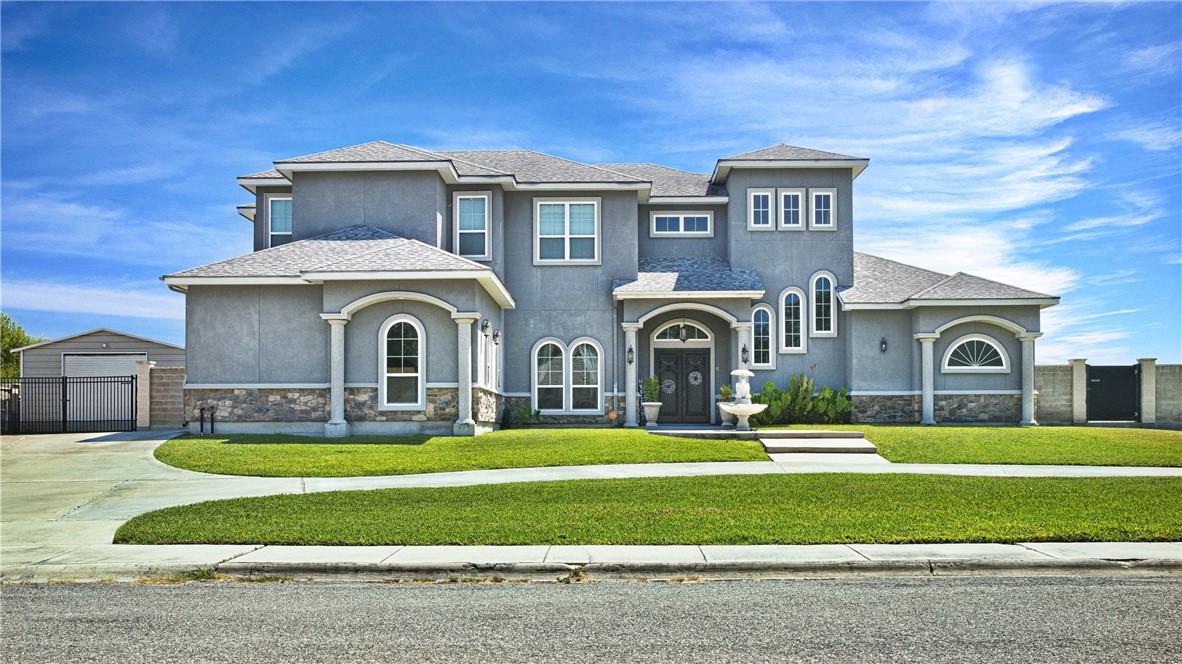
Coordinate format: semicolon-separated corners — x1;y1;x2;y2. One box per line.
6;329;184;433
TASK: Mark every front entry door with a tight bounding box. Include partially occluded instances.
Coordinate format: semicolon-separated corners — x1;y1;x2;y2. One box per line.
654;349;711;424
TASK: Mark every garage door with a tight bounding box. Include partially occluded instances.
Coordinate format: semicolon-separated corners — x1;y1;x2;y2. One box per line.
62;354;146;377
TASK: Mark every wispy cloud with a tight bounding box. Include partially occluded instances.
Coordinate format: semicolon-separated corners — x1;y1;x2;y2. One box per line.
1113;120;1182;151
1;280;185;320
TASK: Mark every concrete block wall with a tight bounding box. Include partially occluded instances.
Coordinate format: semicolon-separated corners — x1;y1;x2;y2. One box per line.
149;367;186;429
1034;364;1073;424
1156;364;1182;424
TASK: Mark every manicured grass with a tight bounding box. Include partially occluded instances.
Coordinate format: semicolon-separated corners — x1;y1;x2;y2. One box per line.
114;474;1182;546
155;429;767;477
764;425;1182;467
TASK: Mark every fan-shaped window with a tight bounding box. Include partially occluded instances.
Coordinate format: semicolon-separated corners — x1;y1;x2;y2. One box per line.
655;323;708;341
571;343;600;410
752;306;773;367
379;315;425;409
535;342;565;410
942;334;1010;373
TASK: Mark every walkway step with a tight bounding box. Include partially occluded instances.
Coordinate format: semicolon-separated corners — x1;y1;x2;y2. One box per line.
757;430;865;440
761;438;878;454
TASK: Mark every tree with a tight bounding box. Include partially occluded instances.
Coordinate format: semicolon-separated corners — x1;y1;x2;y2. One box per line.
1;313;47;380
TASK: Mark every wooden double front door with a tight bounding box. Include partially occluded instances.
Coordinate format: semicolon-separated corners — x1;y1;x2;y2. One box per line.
654;349;711;424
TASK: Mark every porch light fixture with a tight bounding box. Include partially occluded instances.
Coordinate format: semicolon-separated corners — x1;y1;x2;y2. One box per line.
880;337;888;353
481;319;491;337
741;344;750;364
626;345;635;365
493;329;501;345
99;343;108;349
678;324;689;343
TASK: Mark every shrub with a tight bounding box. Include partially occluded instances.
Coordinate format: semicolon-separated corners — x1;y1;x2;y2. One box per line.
719;384;733;402
750;374;852;426
642;376;661;402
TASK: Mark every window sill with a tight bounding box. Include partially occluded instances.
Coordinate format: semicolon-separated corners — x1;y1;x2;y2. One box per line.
533;260;602;267
777;226;806;232
779;348;807;355
746;225;776;232
808;226;838;232
941;367;1011;374
810;332;838;339
378;403;427;412
650;232;714;239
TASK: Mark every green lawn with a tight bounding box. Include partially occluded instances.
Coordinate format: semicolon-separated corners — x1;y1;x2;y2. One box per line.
764;425;1182;467
114;474;1182;546
155;429;767;477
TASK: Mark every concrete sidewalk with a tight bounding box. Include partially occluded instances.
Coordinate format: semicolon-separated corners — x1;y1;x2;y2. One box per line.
2;431;1179;582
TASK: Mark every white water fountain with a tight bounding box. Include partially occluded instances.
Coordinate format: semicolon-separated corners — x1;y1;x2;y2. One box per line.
718;369;767;432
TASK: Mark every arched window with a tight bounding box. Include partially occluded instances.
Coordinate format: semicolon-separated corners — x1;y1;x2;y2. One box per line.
570;342;601;410
752;305;774;368
655;322;709;341
379;315;424;409
942;334;1010;373
811;272;836;337
534;342;565;410
779;287;806;353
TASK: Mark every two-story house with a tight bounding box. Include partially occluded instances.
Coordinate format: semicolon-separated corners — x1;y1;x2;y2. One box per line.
164;141;1058;436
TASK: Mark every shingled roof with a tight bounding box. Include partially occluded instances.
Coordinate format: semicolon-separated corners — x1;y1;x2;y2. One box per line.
613;258;763;295
595;163;725;197
842;252;1056;305
723;144;863;161
276;141;449;164
439;150;645;184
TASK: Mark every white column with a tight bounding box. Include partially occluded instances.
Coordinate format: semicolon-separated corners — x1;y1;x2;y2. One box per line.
325;318;349;437
1019;333;1040;426
916;334;937;425
454;315;478;435
623;325;640;427
1070;358;1087;424
734;323;752;371
1139;358;1157;425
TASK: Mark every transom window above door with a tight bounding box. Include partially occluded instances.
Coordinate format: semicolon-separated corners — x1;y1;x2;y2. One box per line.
655;323;709;341
535;199;600;265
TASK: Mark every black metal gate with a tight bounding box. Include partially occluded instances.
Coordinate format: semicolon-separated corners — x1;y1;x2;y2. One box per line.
1086;364;1140;422
0;376;137;434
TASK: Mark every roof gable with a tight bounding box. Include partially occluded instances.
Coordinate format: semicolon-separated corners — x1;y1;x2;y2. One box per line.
723;144;862;161
843;252;1058;306
11;328;183;354
276;141;448;164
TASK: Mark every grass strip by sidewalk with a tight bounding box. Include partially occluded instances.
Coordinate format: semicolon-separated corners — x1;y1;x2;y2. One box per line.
114;474;1182;546
764;425;1182;467
155;429;767;478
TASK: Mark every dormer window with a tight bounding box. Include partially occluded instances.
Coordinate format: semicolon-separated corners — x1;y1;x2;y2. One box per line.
810;189;836;230
454;192;491;260
267;196;292;247
747;189;774;230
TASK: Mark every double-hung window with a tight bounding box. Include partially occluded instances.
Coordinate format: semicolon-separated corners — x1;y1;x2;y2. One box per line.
454;192;491;260
532;337;603;413
780;287;806;353
751;305;775;368
535;199;599;264
650;211;713;237
810;271;837;337
810;189;837;230
267;196;292;247
535;342;565;410
778;188;805;230
747;189;774;230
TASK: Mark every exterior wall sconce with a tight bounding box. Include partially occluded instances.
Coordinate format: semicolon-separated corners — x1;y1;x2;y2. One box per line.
880;337;888;353
741;344;750;364
626;345;635;365
678;324;688;343
492;329;501;345
480;319;491;337
99;343;109;349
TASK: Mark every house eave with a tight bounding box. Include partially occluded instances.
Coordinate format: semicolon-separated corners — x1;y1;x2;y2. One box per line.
613;289;765;301
237;177;291;194
712;159;870;183
237;205;256;222
647;196;729;205
841;297;1060;310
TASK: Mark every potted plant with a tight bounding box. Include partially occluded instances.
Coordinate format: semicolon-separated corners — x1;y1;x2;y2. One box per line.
717;384;736;427
641;375;662;427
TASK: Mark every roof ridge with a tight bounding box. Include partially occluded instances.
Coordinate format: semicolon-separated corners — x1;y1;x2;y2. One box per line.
598;162;709;177
919;270;1054;299
856;252;949;278
388;142;451;161
521;149;645;182
908;272;961;300
303;234;411;272
437;151;514;177
275;140;389;163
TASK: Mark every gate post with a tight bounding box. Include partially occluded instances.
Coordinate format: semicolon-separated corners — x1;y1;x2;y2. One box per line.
1070;359;1087;424
60;375;68;433
1139;358;1157;425
135;361;154;430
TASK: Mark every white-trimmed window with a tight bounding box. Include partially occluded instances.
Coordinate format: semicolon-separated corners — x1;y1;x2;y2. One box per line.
378;314;425;410
810;271;837;337
650;211;713;237
810;188;837;230
779;287;806;353
570;341;601;411
535;198;600;264
266;195;292;247
534;340;565;410
454;191;491;260
747;189;774;230
942;334;1010;373
778;188;805;230
531;337;604;413
751;305;775;368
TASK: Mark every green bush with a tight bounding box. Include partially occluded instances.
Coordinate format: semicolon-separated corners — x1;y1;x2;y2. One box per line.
642;376;661;402
750;374;852;426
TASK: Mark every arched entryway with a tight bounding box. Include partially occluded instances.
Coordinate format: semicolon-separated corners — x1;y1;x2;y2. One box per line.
650;319;715;424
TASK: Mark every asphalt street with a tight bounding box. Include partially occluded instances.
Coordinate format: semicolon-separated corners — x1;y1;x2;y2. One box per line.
3;575;1179;663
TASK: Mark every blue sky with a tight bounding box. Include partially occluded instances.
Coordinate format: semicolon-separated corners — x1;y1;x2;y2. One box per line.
2;1;1179;363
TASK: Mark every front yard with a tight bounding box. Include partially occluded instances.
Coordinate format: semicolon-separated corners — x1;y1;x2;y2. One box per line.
114;474;1182;546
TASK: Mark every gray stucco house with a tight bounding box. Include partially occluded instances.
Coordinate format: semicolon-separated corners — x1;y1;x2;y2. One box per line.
164;142;1058;436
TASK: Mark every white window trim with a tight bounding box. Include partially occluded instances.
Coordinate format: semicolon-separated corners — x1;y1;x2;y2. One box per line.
809;188;837;231
810;271;838;338
747;188;775;231
941;333;1011;373
750;305;776;369
778;287;807;354
264;194;292;248
649;211;714;238
531;337;567;414
777;188;806;231
377;314;426;411
568;337;605;414
533;198;601;266
453;191;492;261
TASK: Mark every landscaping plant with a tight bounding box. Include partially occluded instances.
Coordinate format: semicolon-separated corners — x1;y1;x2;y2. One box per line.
750;373;852;425
642;375;661;402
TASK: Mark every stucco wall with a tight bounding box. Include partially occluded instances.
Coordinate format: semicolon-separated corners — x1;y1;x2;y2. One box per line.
292;171;445;245
846;310;914;391
1157;364;1182;424
1035;364;1073;424
253;184;293;251
19;331;184;379
637;204;728;260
